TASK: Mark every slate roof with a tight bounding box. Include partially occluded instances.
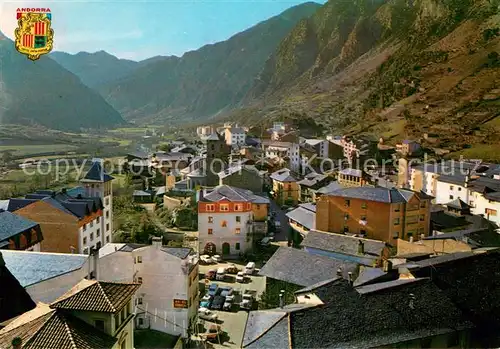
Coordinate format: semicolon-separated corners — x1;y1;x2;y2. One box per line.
258;247;357;287
81;161;114;182
301;230;386;257
1;199;38;212
0;211;39;242
200;185;269;204
326;187;432;203
297;174;328;187
446;198;470;209
218;165;261;179
244;315;289;349
51;279;140;313
0;252;36;323
161;247;192;259
286;205;316;230
0;304;117;349
353;267;389;287
270;169;297;182
127;150;149;159
316;181;345;194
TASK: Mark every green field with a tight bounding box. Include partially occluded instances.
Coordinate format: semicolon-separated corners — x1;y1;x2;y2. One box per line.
452;144;500;162
0;144;78;156
99;137;133;146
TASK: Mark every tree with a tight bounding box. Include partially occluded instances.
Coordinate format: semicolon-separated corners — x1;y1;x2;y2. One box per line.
0;150;14;165
157;143;172;152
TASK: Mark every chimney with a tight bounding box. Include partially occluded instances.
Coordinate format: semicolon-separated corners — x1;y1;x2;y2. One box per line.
152;236;162;248
358;240;365;255
336;268;342;278
420;233;425;241
409;235;414;243
464;169;470;188
383;260;393;272
279;290;285;308
12;337;22;349
347;272;353;286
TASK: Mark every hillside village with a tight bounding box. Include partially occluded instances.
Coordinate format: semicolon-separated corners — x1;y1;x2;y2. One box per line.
2;120;500;348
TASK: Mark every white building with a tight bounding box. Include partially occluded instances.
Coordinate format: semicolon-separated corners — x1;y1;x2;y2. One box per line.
97;238;199;338
302;139;329;158
1;250;91;303
263;141;301;172
224;126;246;147
198;185;267;256
80;159;114;246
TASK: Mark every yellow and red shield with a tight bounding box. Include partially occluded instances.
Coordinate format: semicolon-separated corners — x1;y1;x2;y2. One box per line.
14;8;54;61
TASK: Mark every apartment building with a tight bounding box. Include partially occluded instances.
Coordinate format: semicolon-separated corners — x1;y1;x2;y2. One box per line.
262;140;301;172
270;168;300;205
198;185;269;256
0;210;43;251
224;126;246;147
13;190;104;254
97;238;198;338
316;187;432;244
337;168;369;187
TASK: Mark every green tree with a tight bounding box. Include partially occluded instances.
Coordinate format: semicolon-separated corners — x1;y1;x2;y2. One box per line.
157;143;172;152
0;150;13;165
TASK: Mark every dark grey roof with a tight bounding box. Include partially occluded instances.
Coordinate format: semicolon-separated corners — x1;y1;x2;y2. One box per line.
396;251;478;270
41;197;75;217
446;198;470;209
316;181;345;194
244;316;289;349
423;228;488;241
119;243;147;252
297;174;328;187
218;165;261;179
326;187;431;204
301;230;386;257
286;206;315;230
270;169;297;182
201;185;269;204
295;277;339;294
2;251;88;287
161;247;192;259
66;186;86;198
0;211;39;242
353;267;388;287
133;190;152;197
5;198;38;212
258;247;357;287
127;150;149;159
81;161;114;182
242;311;286;347
339;168;363;177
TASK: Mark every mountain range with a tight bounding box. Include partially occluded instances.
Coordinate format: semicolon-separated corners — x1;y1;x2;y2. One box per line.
1;0;499;150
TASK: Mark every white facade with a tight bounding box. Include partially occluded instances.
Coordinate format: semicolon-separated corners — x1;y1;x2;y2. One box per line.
79;215;104;255
82;181;113;248
225;127;246;147
473;194;500;226
25;243;41;252
435;181;469;205
97;242;199;338
265;143;300;172
198;210;253;256
410;169;439;197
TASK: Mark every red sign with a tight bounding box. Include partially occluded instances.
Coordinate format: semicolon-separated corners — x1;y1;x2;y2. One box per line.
173;299;188;309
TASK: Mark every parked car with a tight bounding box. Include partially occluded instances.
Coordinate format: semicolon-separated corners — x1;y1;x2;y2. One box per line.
226;264;239;274
212;255;222;263
236;271;246;283
202;324;221;342
244;262;256;275
200;255;215;265
198;307;218;321
260;237;272;246
240;290;255;311
223;297;233;311
215;267;226;281
205;269;216;280
211;295;226;310
200;295;213;308
208;283;219;297
220;286;233;297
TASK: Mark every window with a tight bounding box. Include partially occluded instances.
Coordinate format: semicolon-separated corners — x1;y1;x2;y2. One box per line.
236;216;241;223
105;198;109;206
393;232;399;239
95;320;105;331
96;241;102;249
393;218;400;225
208;228;213;235
97;229;100;237
83;224;87;231
458;187;462;191
208;216;214;223
221;220;227;227
486;208;498;216
235;243;240;250
450;185;454;190
420;201;427;208
83;248;89;255
235;228;241;234
344;214;349;220
287;191;292;198
220;204;229;212
106;236;110;243
449;195;454;200
137;277;143;284
234;204;243;211
361;202;367;209
394;205;401;212
256;204;261;209
419;214;425;221
360;229;366;236
96;217;100;223
407;231;415;238
106;223;110;231
345;200;350;207
90;233;94;241
83;237;87;245
106;211;109;218
90;222;93;228
361;215;366;221
206;204;215;212
343;226;349;233
137;256;142;263
138;318;144;326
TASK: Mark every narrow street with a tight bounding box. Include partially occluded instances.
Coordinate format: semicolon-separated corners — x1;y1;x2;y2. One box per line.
269;199;291;242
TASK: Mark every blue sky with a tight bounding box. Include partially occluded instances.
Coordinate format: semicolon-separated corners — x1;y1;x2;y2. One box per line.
0;1;325;60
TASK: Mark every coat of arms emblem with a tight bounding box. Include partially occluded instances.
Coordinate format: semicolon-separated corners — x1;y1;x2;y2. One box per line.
14;8;54;61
